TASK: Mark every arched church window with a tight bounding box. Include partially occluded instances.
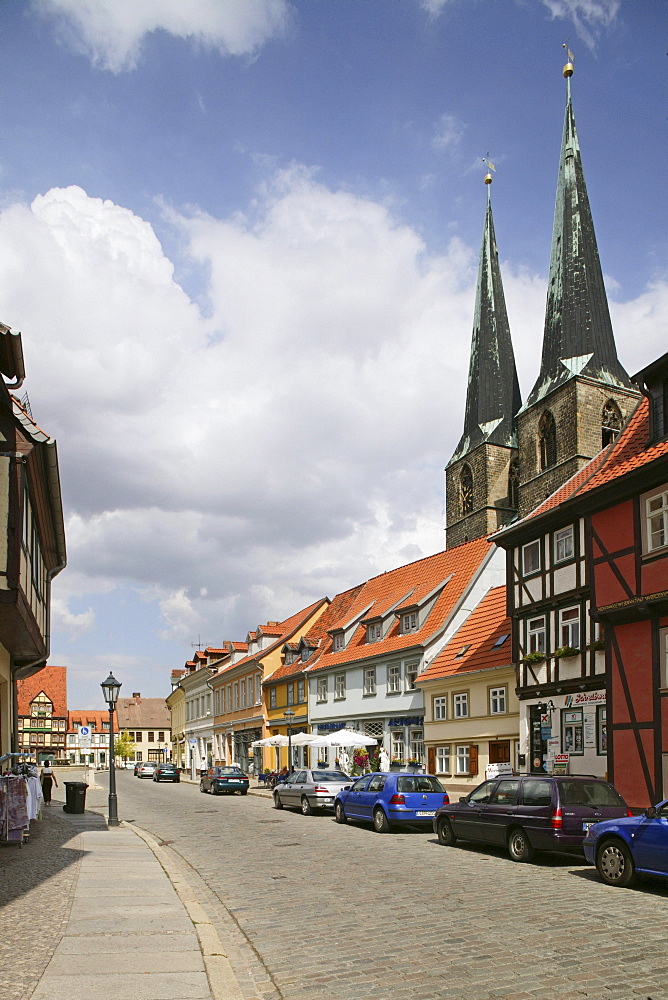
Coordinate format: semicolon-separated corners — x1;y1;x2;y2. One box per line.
508;459;520;509
602;399;622;447
460;464;474;515
539;411;557;470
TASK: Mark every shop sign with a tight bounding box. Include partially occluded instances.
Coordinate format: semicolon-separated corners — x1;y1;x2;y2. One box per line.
553;753;569;775
387;716;423;727
564;692;605;707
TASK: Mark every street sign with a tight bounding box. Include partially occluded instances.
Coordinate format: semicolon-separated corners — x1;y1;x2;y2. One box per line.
189;739;197;745
78;725;92;748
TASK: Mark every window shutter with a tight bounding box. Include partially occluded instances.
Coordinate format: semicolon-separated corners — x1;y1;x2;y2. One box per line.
427;746;436;775
469;745;479;776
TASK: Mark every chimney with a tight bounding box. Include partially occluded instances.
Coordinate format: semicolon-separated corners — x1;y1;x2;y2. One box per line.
132;692;141;699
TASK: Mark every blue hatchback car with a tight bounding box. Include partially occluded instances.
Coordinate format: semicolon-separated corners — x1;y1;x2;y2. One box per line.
583;797;668;887
334;771;450;833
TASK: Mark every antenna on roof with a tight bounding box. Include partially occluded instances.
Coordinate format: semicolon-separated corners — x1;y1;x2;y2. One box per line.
191;635;212;651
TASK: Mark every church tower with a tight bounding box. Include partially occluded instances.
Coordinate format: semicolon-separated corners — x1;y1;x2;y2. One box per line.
516;57;640;515
446;170;522;548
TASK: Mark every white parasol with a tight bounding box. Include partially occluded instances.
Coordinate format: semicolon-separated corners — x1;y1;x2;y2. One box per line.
308;728;377;748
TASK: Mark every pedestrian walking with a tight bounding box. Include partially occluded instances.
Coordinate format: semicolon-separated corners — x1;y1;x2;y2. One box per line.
40;764;58;806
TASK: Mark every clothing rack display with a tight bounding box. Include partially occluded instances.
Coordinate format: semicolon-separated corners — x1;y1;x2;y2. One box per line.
0;754;39;847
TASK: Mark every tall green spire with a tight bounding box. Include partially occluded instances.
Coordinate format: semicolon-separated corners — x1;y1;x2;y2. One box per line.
524;72;633;409
449;182;521;466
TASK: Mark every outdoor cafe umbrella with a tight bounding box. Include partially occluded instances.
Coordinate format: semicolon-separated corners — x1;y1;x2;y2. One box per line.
307;729;377;748
288;732;319;746
250;735;290;747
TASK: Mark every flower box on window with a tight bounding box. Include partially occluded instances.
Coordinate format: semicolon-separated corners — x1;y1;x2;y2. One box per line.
522;651;545;664
554;646;580;659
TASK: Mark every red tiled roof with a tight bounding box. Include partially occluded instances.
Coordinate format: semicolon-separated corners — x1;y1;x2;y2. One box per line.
417;586;511;682
306;538;491;673
68;709;118;731
116;696;170;729
16;665;67;717
215;598;329;677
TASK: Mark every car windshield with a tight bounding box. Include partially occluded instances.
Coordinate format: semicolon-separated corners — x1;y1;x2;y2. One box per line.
396;775;444;793
559;780;626;807
312;771;348;782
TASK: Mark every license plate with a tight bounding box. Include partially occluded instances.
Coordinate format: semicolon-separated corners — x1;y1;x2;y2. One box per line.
416;810;435;817
320;797;333;803
582;821;596;832
229;779;242;783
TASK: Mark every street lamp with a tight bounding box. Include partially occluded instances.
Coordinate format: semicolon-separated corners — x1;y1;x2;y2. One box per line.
284;707;295;774
101;672;122;827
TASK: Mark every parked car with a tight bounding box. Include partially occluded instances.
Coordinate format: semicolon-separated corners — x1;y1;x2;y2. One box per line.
334;772;450;833
152;763;180;783
136;761;158;778
273;769;351;815
433;774;631;862
583;797;668;887
200;766;249;795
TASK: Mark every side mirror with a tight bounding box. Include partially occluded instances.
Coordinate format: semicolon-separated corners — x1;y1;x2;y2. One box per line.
343;785;351;791
645;806;657;819
459;796;468;803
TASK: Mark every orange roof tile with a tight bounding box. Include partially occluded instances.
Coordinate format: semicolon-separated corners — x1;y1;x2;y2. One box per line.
417;586;511;682
16;665;68;717
215;597;329;677
307;538;491;673
68;709;118;731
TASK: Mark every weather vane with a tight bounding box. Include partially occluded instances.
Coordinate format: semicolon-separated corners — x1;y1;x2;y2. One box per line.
562;41;575;79
482;153;496;187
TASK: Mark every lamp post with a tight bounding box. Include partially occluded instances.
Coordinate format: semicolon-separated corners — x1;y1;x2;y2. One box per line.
101;672;122;827
284;708;295;774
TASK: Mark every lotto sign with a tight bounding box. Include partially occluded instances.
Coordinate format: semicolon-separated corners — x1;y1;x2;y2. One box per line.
78;726;92;748
553;753;569;775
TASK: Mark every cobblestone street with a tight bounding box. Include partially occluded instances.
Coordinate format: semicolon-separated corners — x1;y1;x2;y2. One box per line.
81;772;668;1000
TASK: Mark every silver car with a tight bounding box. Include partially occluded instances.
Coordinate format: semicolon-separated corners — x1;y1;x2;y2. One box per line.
273;768;351;815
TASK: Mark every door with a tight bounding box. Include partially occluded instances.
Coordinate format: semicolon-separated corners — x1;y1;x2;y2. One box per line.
481;779;519;845
529;705;548;774
452;780;496;842
357;774;385;820
283;770;307;807
345;776;372;818
624;803;668;874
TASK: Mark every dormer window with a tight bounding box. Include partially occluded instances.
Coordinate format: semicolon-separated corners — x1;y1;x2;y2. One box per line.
401;611;418;633
332;633;345;652
366;622;382;643
301;647;311;662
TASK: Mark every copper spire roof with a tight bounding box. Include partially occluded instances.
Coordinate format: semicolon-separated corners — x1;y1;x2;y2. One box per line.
523;79;632;410
449;188;520;464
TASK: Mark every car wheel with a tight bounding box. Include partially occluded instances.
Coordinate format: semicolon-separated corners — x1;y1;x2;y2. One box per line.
200;781;207;793
334;801;347;824
301;796;313;816
273;792;284;810
437;818;457;847
240;790;248;796
373;807;390;833
597;838;635;887
508;827;534;863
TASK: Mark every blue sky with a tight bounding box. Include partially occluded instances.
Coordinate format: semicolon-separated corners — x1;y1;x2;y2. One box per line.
0;0;664;708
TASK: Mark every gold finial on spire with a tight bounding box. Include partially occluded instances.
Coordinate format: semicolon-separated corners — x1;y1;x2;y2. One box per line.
562;41;575;78
483;154;495;185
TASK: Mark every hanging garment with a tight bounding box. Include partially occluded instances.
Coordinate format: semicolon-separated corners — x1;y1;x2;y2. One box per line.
0;776;29;842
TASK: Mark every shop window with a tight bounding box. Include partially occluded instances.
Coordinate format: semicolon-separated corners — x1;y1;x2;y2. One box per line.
489;687;506;715
522;539;541;575
436;747;450;773
597;705;607;755
554;525;574;563
563;710;584;754
433;696;447;721
453;692;468;718
391;732;405;761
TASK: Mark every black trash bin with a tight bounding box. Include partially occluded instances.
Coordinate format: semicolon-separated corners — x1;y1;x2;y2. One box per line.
63;781;88;814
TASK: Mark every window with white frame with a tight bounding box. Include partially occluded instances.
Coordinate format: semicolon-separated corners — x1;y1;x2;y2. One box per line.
410;730;424;762
436;746;450;773
559;606;580;649
333;632;345;651
391;732;405;761
405;661;419;691
316;677;327;703
387;664;401;693
489;687;507;715
240;682;246;710
527;616;546;654
364;667;377;696
227;686;232;712
433;696;447;720
334;674;346;700
645;488;668;553
247;677;253;707
522;539;541;575
453;692;468;718
554;525;574;563
256;675;262;705
233;683;239;710
402;611;418;633
366;622;382;643
563;709;584;754
456;745;470;774
269;687;277;709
